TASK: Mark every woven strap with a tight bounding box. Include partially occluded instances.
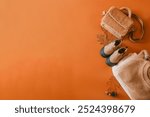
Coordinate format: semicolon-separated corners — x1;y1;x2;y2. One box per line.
121;9;144;42
128;13;144;42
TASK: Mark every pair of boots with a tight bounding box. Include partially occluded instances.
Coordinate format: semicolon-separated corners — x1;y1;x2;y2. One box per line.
100;39;128;67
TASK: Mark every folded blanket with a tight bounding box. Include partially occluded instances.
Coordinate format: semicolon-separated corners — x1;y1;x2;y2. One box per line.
112;50;150;100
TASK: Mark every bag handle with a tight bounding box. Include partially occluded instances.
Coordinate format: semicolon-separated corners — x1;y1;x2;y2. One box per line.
120;7;132;18
138;50;150;60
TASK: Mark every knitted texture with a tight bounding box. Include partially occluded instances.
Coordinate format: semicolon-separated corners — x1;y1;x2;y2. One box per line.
112;50;150;100
101;7;133;39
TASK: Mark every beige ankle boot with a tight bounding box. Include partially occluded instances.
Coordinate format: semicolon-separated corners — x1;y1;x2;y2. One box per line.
106;47;128;67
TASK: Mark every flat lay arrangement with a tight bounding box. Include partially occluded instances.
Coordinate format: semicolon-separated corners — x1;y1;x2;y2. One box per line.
1;0;150;101
1;1;150;116
99;6;150;99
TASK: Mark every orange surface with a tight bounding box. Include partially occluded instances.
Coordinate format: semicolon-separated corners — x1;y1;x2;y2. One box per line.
0;0;149;99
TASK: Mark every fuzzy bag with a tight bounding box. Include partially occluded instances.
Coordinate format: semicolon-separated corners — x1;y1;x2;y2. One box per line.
101;6;144;42
112;50;150;100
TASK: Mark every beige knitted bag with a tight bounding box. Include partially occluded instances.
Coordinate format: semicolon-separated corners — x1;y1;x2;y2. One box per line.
112;50;150;100
101;6;144;42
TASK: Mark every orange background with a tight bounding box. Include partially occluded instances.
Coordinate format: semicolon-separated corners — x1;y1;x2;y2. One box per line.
0;0;149;99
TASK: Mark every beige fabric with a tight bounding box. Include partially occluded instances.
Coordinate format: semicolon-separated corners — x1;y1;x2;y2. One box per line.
112;50;150;100
104;43;115;55
101;6;134;39
104;40;121;55
109;48;126;63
